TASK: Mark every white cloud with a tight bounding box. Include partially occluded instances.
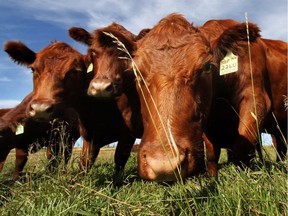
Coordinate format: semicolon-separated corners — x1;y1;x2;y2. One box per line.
0;77;11;82
1;0;286;39
0;100;20;108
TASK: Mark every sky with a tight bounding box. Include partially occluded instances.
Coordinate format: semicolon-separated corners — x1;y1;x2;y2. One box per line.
0;0;287;108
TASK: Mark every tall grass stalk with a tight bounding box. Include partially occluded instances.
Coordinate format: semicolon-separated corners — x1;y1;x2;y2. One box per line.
272;112;287;146
245;12;263;158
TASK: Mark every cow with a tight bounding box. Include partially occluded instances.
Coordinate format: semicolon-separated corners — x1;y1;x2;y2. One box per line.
0;93;79;180
199;20;287;174
68;23;149;142
4;41;136;175
68;13;261;181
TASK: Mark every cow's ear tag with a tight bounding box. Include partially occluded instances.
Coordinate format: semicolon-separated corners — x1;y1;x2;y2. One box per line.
15;124;24;135
220;51;238;75
87;63;93;73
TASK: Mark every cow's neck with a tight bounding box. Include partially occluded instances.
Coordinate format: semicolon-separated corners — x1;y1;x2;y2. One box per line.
122;74;143;137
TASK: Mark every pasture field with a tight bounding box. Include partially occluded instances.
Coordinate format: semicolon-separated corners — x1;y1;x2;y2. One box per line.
0;146;286;215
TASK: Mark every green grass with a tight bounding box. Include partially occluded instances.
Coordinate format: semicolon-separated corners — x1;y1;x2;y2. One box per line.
0;147;287;215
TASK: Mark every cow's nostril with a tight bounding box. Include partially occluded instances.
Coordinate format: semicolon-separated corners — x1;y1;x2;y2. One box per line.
105;83;114;94
28;105;36;117
45;105;54;113
27;101;54;120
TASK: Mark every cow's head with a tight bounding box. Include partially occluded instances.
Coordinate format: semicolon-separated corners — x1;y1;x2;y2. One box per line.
4;41;88;121
68;23;149;98
129;14;217;181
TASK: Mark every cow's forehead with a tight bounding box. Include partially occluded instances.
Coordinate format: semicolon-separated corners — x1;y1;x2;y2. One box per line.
136;35;212;77
32;48;83;73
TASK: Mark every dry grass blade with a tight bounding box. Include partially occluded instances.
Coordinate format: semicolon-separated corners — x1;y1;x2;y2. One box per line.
75;183;142;210
272;112;287;146
245;12;263;152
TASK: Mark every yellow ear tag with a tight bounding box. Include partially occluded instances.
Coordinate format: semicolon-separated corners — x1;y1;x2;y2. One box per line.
220;51;238;75
15;124;24;135
87;63;93;73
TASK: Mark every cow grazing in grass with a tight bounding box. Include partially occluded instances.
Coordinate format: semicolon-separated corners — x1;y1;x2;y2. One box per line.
199;20;287;174
0;93;79;180
69;13;261;181
4;41;135;174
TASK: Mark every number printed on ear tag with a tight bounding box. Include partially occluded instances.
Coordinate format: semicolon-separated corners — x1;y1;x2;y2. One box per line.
87;63;93;73
220;51;238;75
15;124;24;135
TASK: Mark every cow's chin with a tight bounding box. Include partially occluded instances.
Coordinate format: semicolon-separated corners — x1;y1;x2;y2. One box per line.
29;114;55;123
137;142;193;182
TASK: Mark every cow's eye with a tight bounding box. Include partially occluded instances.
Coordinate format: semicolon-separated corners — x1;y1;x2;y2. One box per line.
202;63;212;74
70;69;81;76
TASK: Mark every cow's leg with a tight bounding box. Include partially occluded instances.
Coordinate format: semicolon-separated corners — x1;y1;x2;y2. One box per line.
203;134;218;177
14;148;28;181
80;139;89;169
227;149;233;163
0;161;5;173
233;93;270;167
46;145;52;160
233;126;257;167
114;128;135;174
46;142;61;172
113;127;135;186
0;149;10;173
63;137;74;165
80;139;100;170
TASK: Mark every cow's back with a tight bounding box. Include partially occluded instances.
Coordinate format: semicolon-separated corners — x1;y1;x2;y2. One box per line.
0;108;12;117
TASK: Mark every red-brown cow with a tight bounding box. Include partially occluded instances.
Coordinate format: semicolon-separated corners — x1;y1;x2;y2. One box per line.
0;93;79;180
4;41;135;174
69;14;261;181
200;20;287;174
68;23;148;140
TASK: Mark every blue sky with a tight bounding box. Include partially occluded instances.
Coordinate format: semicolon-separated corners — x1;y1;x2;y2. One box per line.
0;0;287;108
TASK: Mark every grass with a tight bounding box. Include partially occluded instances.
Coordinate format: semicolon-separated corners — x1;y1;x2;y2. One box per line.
0;146;286;215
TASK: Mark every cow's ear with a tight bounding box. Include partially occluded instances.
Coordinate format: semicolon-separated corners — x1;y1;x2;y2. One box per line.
98;29;136;54
68;27;93;46
4;41;36;66
214;22;261;60
136;28;150;40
